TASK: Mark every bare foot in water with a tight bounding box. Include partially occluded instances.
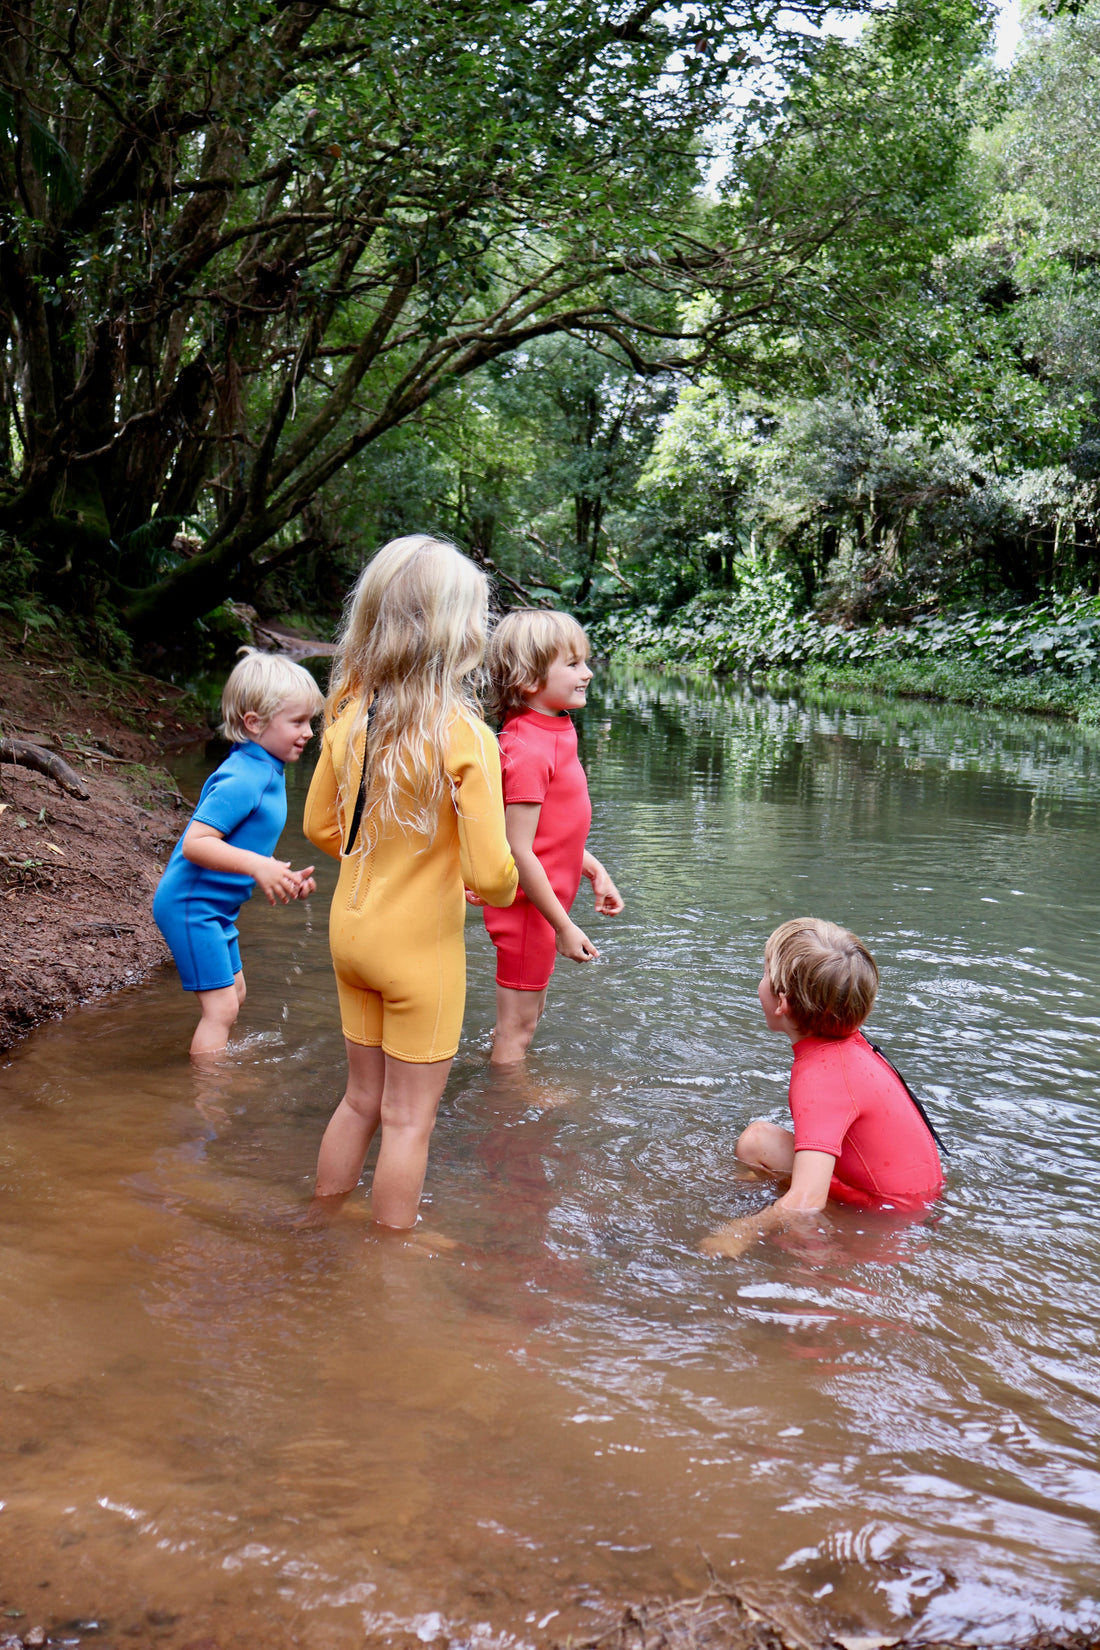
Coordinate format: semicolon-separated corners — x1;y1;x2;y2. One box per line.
487;1062;576;1111
295;1190;361;1230
296;1200;460;1254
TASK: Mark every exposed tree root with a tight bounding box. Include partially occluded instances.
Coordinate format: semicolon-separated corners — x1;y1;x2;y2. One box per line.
0;737;90;798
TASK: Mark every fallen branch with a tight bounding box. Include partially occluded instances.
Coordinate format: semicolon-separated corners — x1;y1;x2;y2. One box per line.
0;739;90;799
252;623;338;660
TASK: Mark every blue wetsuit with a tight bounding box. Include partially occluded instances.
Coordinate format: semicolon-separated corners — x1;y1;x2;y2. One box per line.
153;742;287;992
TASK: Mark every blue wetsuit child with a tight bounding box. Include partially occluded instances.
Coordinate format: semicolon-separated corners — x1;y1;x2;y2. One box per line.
153;649;323;1059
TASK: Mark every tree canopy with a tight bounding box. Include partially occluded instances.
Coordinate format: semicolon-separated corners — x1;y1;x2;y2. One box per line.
0;0;991;638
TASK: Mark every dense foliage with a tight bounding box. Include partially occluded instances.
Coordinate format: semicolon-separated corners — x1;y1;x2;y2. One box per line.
0;0;996;647
7;0;1100;696
586;1;1100;632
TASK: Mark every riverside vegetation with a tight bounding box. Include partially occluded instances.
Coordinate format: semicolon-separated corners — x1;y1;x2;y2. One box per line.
590;581;1100;723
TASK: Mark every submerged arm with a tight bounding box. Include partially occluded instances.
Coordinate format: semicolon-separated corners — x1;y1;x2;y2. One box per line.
699;1150;835;1259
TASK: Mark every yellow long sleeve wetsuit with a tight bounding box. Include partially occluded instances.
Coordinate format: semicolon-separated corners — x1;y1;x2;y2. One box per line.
303;701;518;1063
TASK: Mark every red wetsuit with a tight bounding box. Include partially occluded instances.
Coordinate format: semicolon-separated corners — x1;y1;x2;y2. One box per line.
483;707;592;991
789;1032;944;1210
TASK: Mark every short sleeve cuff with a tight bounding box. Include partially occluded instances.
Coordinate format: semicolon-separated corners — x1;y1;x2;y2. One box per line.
793;1135;844;1158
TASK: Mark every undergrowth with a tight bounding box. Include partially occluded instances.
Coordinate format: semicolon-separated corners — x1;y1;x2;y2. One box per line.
589;589;1100;723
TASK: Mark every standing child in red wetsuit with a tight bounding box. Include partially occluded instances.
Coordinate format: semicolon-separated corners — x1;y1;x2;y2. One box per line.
481;610;623;1064
702;917;944;1257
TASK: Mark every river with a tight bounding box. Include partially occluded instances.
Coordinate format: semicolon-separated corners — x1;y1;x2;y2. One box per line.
1;671;1098;1649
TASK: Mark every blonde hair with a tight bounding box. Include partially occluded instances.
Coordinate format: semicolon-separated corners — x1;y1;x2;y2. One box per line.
219;647;323;743
485;609;590;721
764;918;879;1039
326;535;489;845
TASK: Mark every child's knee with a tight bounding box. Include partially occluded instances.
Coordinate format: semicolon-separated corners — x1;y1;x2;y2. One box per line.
490;1007;537;1062
201;986;241;1029
500;1015;536;1050
736;1119;795;1178
735;1120;770;1165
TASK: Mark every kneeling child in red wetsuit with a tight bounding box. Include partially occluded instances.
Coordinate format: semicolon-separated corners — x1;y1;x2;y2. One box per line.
481;610;624;1064
701;917;944;1257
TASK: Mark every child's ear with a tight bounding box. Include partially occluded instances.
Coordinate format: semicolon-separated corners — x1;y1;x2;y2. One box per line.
242;710;266;737
776;992;794;1020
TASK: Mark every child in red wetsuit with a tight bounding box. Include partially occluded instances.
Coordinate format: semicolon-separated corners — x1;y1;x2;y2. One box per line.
702;917;944;1257
481;610;623;1064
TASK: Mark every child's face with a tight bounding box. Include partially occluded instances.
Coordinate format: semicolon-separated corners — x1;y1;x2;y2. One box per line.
525;646;593;716
245;699;316;763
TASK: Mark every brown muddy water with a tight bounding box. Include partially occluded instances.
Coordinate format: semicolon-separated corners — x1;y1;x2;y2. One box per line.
2;671;1099;1650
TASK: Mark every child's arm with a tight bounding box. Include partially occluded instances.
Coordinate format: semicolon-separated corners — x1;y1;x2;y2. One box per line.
699;1150;835;1258
453;721;519;908
302;729;346;860
506;803;598;962
182;822;314;905
581;850;624;916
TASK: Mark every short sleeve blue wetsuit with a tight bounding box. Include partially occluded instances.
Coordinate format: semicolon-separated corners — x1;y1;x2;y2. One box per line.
153;742;288;992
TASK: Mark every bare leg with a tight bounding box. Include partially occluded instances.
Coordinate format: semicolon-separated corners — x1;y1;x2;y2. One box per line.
370;1055;453;1228
490;984;548;1065
313;1045;451;1229
191;972;245;1060
735;1119;796;1179
314;1040;385;1197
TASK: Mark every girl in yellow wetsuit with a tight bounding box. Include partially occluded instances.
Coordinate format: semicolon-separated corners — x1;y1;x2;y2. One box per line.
303;535;518;1228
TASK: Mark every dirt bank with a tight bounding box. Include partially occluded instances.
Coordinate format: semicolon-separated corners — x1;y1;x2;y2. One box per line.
0;623;209;1053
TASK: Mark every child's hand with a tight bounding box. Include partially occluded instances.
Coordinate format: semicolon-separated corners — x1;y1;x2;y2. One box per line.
292;866;316;899
583;854;623;916
556;921;599;963
254;857;303;904
592;870;624;916
699;1226;757;1259
464;888;486;907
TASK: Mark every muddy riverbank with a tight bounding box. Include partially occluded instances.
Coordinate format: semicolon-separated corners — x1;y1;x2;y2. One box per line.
0;623;208;1050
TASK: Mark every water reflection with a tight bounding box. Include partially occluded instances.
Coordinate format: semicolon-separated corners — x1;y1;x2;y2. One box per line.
0;673;1098;1647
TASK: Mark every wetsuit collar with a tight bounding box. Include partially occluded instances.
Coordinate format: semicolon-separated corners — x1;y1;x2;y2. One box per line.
791;1030;859;1054
510;705;570;726
235;739;286;775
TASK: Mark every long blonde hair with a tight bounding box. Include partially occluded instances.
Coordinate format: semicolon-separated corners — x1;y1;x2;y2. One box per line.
326;535;489;846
